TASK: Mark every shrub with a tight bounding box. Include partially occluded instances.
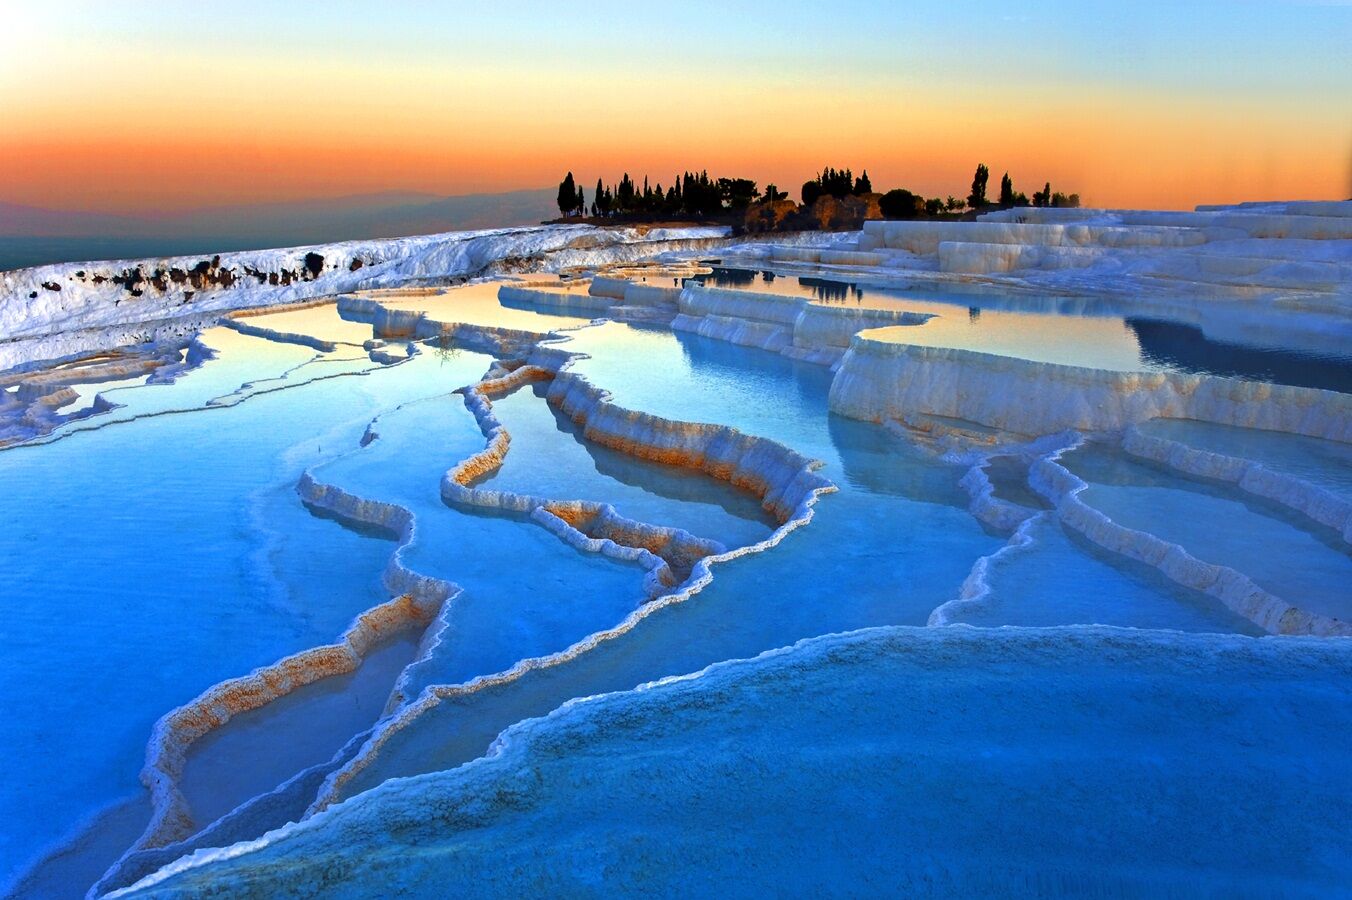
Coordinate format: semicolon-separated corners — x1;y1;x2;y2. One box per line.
880;189;925;220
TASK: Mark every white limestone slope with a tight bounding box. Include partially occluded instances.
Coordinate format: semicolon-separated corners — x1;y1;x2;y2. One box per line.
829;332;1352;441
0;225;728;370
671;283;930;365
856;204;1352;304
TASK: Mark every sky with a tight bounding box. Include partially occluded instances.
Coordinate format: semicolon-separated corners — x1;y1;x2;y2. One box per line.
2;0;1349;214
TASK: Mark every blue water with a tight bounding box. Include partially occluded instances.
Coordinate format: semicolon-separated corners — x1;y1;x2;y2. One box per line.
1137;417;1352;499
688;266;1352;391
332;324;1000;796
310;390;651;699
481;382;777;548
1067;445;1352;620
0;337;450;884
127;627;1352;898
342;321;1286;800
4;276;1348;897
949;514;1265;632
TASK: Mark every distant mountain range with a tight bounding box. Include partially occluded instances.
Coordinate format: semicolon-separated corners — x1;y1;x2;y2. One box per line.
0;189;557;270
0;189;558;240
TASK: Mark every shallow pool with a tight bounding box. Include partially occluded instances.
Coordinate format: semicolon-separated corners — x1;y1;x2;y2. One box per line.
689;267;1352;391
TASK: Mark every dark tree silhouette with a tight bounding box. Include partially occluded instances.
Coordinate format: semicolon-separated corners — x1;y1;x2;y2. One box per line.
802;166;857;205
880;189;924;220
854;170;873;194
557;172;577;217
1033;182;1052;208
999;172;1015;207
717;178;760;210
968;164;989;209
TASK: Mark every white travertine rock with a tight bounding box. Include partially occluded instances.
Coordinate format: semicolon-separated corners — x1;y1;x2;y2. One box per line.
829;333;1352;441
679;285;803;326
0;225;729;372
674;285;928;358
1197;200;1352;218
621;283;682;307
671;312;793;354
980;206;1352;239
587;275;631;299
862;220;1209;256
937;241;1105;274
0;342;198;445
958;460;1040;532
496;285;613;314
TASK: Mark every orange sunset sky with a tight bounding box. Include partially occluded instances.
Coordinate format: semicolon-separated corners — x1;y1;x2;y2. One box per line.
2;1;1349;215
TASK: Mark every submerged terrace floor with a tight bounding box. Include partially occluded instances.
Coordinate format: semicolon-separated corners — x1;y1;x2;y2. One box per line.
2;263;1350;898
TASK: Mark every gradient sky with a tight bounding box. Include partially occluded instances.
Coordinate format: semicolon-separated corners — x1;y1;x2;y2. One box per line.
2;0;1349;213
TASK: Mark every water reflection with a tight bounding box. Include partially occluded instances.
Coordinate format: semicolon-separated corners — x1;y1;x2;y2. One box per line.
1128;318;1352;394
684;267;1352;393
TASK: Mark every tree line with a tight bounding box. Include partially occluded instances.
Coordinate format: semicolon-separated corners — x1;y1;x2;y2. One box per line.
557;170;761;219
557;162;1080;222
965;163;1080;211
878;164;1080;220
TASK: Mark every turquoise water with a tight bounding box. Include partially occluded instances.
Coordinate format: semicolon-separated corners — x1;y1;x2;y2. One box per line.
1137;417;1352;498
949;514;1265;632
4;277;1349;897
345;322;1276;798
126;627;1352;898
0;336;447;887
982;455;1051;509
238;303;380;346
178;632;420;830
480;382;776;548
310;389;651;699
1067;446;1352;620
362;280;595;333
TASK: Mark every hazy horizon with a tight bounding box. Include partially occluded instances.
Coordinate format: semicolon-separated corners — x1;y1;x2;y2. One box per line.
0;187;558;271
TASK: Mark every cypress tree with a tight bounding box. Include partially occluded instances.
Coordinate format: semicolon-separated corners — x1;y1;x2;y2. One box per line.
557;172;577;217
968;163;989;209
999;172;1015;207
